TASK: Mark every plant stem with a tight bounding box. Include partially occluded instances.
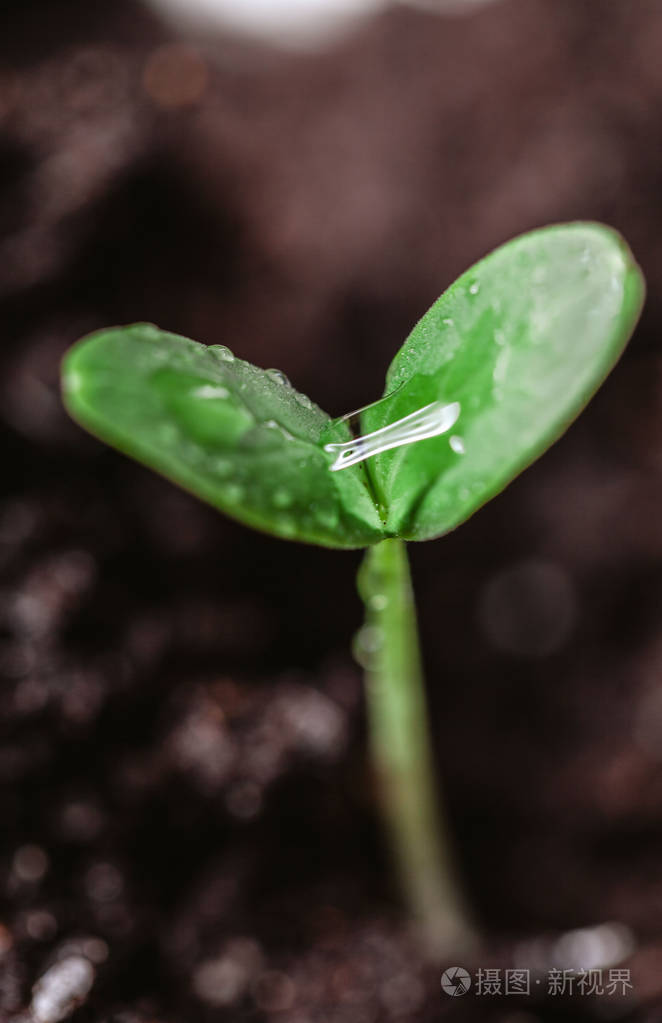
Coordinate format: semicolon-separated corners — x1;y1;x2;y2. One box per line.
357;538;475;956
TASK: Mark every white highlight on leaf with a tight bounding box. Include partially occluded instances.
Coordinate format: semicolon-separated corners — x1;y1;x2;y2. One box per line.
193;384;230;399
325;400;460;471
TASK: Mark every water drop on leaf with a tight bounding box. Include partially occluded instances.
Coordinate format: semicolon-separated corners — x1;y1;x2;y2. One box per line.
214;458;233;478
208;345;235;362
314;504;339;530
266;369;292;387
352;624;383;668
224;483;244;502
272;488;293;509
193;384;230;399
325;401;460;471
137;323;160;339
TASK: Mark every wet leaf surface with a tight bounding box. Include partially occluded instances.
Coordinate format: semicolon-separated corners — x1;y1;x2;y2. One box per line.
361;223;644;541
62;324;383;549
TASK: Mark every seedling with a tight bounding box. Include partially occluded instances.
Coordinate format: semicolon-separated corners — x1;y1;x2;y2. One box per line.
61;223;644;954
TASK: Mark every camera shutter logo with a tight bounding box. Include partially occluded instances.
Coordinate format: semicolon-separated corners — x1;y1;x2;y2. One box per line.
441;966;471;996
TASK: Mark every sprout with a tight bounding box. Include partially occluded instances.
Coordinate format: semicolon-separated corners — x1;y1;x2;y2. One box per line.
61;222;644;953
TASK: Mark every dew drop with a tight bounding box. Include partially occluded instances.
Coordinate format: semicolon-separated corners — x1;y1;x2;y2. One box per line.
368;593;388;612
449;435;465;455
138;323;160;339
314;505;338;530
266;368;292;387
442;317;454;327
193;384;229;399
494;328;506;346
208;345;235;362
296;393;314;410
325;400;460;471
468;280;480;295
276;516;296;537
214;458;233;478
272;488;293;509
224;483;244;503
459;487;470;501
352;625;384;668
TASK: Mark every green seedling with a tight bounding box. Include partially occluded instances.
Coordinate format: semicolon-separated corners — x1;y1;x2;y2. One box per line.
61;223;644;954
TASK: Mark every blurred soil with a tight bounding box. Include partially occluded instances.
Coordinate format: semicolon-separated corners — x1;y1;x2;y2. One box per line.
3;0;662;1019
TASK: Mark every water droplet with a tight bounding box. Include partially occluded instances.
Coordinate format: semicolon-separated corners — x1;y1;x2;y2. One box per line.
214;458;233;478
296;393;314;410
449;435;465;455
368;593;388;612
314;505;338;530
137;323;160;339
442;317;454;327
224;483;244;503
494;328;506;346
208;345;235;362
459;487;470;501
272;488;292;509
266;368;292;387
276;516;296;537
468;280;480;295
352;625;384;668
193;384;229;399
324;400;460;471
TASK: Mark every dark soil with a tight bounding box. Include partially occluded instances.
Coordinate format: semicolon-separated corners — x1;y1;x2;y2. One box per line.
3;0;662;1019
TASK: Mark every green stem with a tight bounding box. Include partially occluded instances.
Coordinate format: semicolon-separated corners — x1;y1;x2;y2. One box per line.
357;538;475;956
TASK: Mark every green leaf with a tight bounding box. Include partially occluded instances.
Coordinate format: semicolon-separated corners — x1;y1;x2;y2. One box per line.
359;222;645;541
61;324;384;548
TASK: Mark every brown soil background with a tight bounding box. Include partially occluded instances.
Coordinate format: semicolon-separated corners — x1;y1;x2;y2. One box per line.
2;0;662;1019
